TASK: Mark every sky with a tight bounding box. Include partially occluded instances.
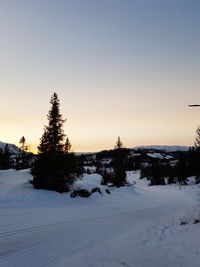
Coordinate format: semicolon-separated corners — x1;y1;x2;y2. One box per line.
0;0;200;152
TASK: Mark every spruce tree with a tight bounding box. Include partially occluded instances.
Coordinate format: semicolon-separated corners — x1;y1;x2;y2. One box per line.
115;136;123;149
112;137;127;187
31;93;81;193
64;137;72;153
38;129;48;154
19;136;27;151
193;127;200;182
38;92;66;155
195;126;200;149
16;136;30;169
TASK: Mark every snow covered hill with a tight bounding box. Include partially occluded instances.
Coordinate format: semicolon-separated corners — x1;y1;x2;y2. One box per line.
0;141;20;155
134;145;189;152
0;170;200;267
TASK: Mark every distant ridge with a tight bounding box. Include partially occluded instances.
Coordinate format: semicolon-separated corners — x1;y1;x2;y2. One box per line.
0;141;20;154
76;145;190;155
134;145;189;152
0;142;189;155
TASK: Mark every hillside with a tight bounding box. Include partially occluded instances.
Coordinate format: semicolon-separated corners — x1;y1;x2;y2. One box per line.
134;145;189;152
0;141;20;155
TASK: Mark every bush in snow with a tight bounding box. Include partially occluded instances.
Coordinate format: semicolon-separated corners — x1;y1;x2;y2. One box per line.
70;189;91;198
91;187;102;195
105;189;111;194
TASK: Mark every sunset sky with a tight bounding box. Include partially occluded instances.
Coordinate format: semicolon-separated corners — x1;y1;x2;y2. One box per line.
0;0;200;152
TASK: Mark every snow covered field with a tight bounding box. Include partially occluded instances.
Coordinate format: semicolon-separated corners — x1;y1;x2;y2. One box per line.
0;169;200;267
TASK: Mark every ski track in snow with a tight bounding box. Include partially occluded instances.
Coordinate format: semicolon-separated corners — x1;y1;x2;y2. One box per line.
0;169;199;267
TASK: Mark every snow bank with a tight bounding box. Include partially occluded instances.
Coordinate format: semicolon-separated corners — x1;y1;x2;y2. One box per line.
73;173;103;191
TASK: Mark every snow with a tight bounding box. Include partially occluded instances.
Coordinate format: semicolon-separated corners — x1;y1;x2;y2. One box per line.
73;173;103;191
0;169;200;267
147;153;174;160
83;166;96;173
100;159;112;164
147;152;165;159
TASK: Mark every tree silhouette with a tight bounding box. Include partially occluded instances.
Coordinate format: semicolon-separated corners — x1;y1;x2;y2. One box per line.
112;137;127;187
38;92;66;155
115;136;123;149
65;137;72;153
31;93;82;192
195;126;200;148
19;136;27;152
16;136;31;169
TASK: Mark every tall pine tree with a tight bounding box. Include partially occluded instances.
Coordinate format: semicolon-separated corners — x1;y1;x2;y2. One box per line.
31;93;82;192
112;137;127;187
16;136;30;169
115;136;123;149
193;127;200;182
64;137;72;153
38;92;66;155
19;136;27;151
195;126;200;149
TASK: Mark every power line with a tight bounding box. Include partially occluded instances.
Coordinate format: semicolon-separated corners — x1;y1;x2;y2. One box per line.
188;105;200;107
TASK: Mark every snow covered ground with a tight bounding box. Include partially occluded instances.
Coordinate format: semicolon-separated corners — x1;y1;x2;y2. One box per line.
0;169;200;267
